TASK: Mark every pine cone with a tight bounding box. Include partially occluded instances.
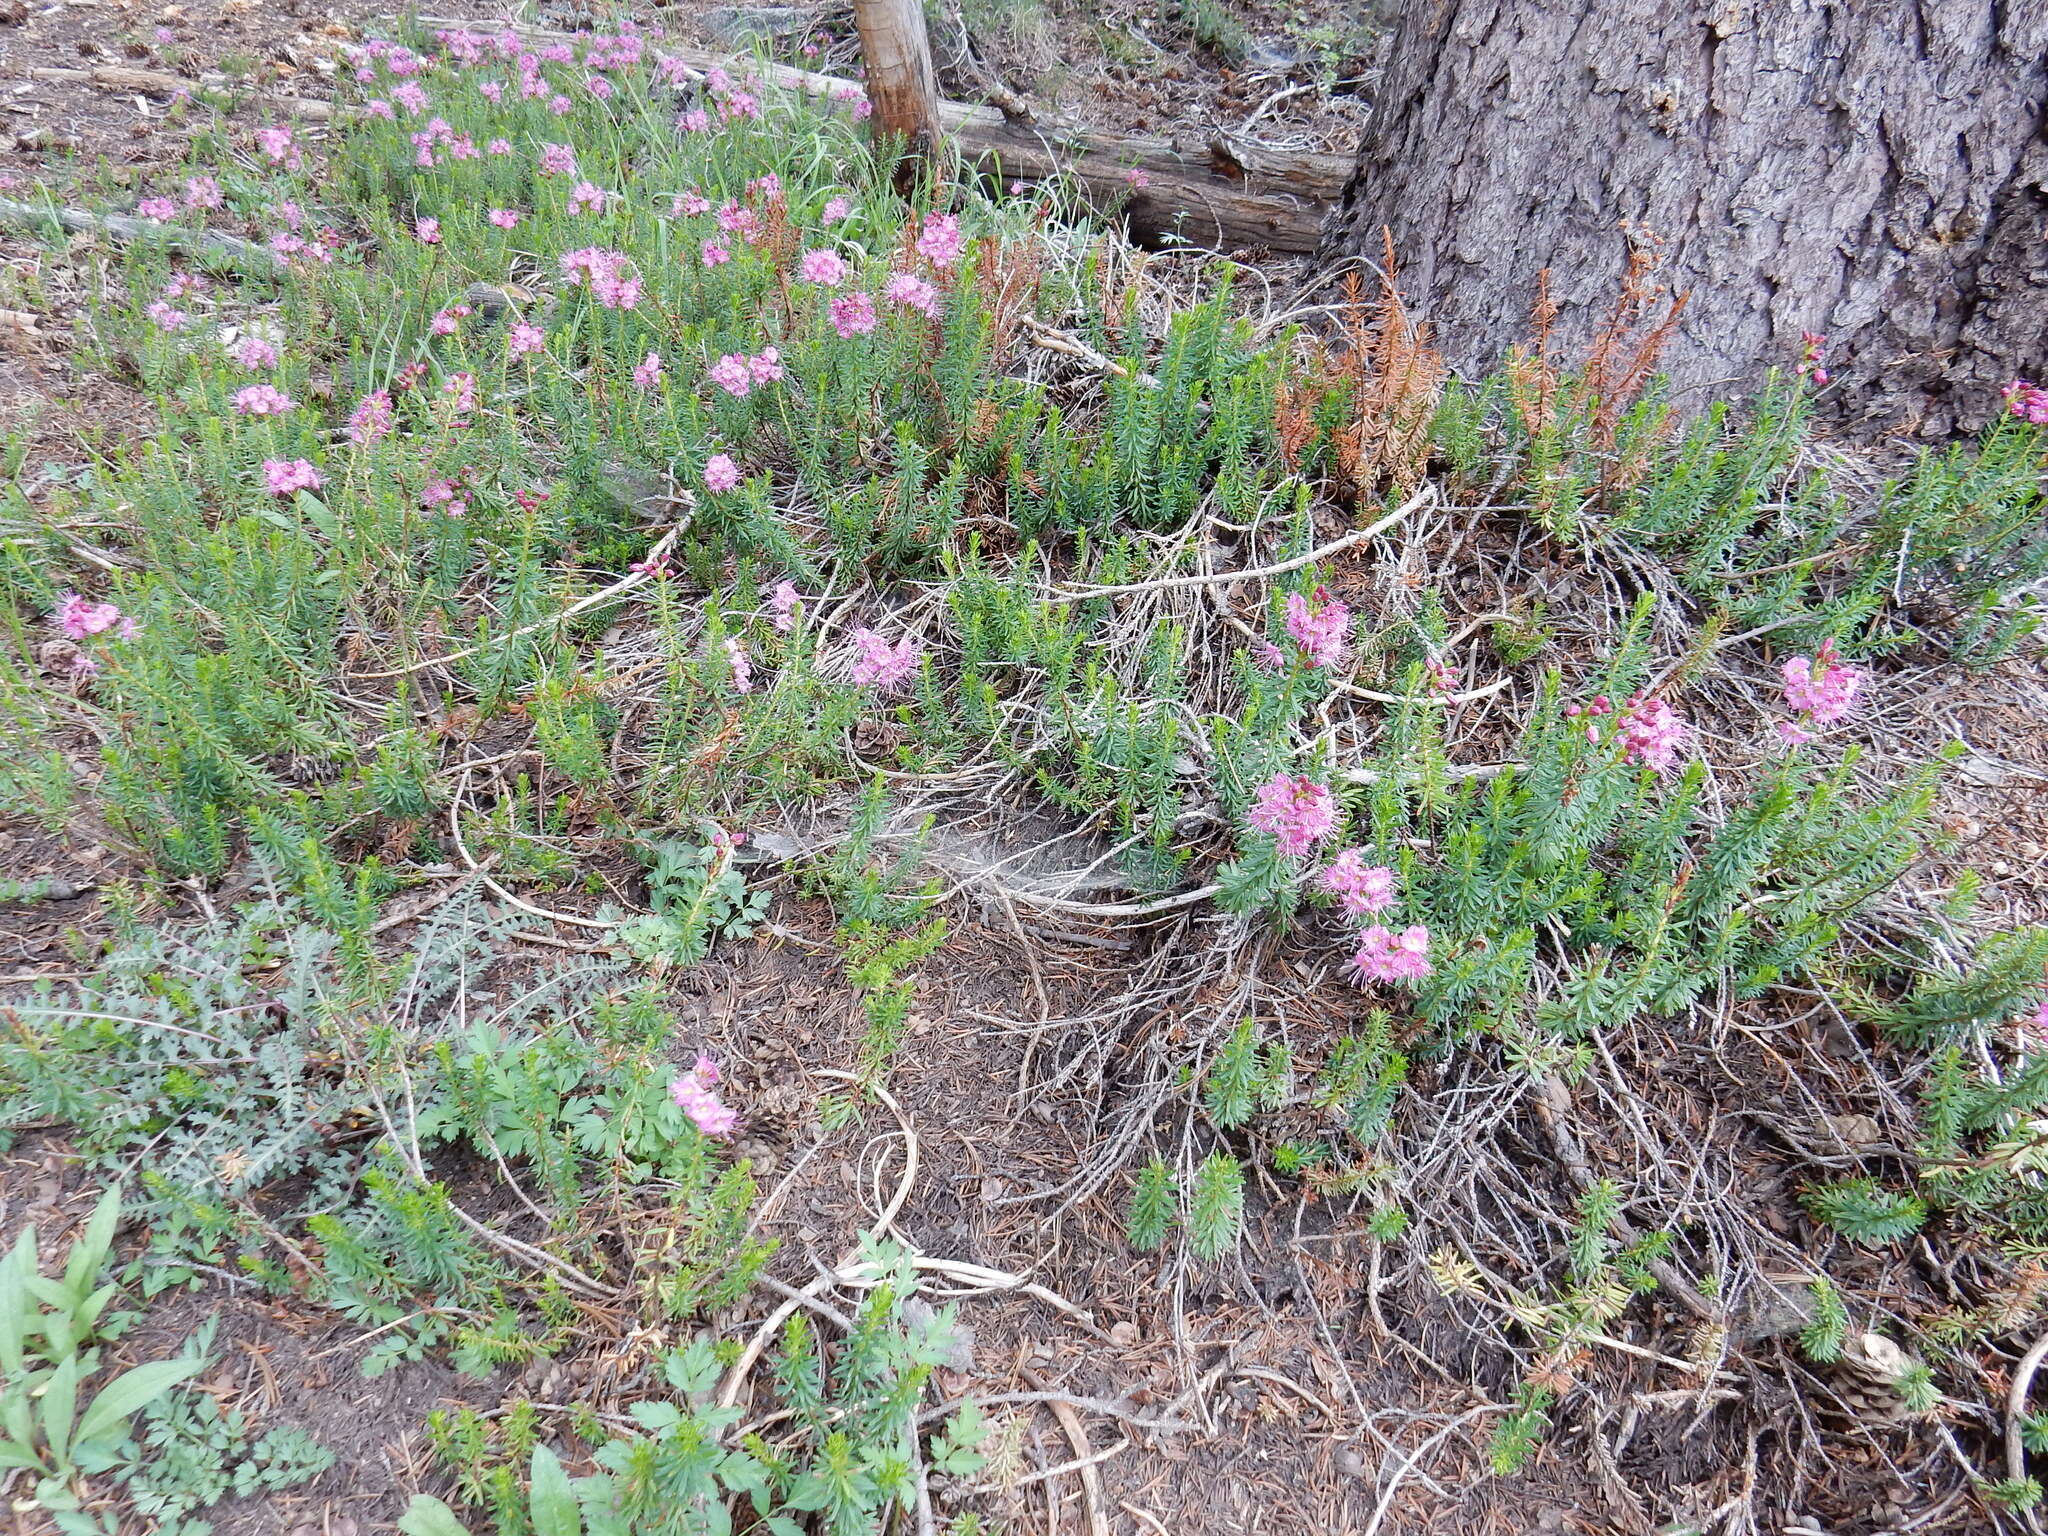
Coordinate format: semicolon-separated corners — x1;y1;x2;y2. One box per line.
1820;1332;1923;1427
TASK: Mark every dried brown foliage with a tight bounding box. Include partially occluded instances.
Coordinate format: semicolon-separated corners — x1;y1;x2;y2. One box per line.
1510;227;1691;453
1504;271;1562;439
753;190;800;273
1273;378;1317;471
1311;229;1446;500
975;222;1049;361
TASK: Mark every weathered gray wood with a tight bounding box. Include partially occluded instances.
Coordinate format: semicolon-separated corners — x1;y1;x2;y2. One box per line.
1317;0;2048;433
0;196;268;263
850;0;942;156
647;38;1348;251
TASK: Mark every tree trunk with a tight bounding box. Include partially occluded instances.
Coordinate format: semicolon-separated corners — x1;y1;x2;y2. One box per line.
851;0;942;158
1317;1;2048;435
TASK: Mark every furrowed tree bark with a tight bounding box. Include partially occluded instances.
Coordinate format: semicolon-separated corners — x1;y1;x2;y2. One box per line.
1317;0;2048;435
851;0;942;160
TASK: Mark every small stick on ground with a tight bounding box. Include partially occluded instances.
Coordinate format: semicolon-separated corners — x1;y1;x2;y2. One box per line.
2005;1326;2048;1491
1024;1368;1112;1536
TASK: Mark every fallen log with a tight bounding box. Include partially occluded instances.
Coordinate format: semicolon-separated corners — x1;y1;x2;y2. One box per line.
939;102;1345;253
414;18;1345;252
0;196;269;263
27;64;335;120
653;41;1346;252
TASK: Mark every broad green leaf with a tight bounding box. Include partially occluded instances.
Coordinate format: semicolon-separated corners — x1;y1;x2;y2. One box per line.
73;1358;203;1445
40;1354;80;1467
4;1384;36;1444
395;1495;472;1536
661;1339;721;1397
71;1435;132;1474
63;1189;120;1298
0;1440;45;1471
78;1282;119;1332
577;1493;630;1536
33;1471;81;1510
23;1274;73;1312
0;1237;30;1374
4;1228;39;1280
627;1401;683;1432
528;1445;582;1536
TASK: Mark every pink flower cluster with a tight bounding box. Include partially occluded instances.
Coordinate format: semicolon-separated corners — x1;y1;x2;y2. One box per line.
703;453;741;493
254;125;300;169
798;248;847;286
409;116;479;167
53;593;139;641
723;635;753;693
348;390;395;446
708;347;783;398
2004;379;2048;426
1317;848;1396;917
769;581;801;632
885;272;940;318
1778;639;1862;743
669;1055;739;1136
1570;693;1689;774
1615;695;1688;774
1282;589;1350;669
916;211;965;268
850;627;921;689
566;179;610;215
439;371;478;422
421;473;465;516
1349;924;1433;984
559;247;639;308
706;198;759;241
231;335;281;370
263;458;324;496
1247;772;1338;858
232;383;295;416
1798;330;1830;387
268;227;340;270
830;291;877;338
632;351;664;389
